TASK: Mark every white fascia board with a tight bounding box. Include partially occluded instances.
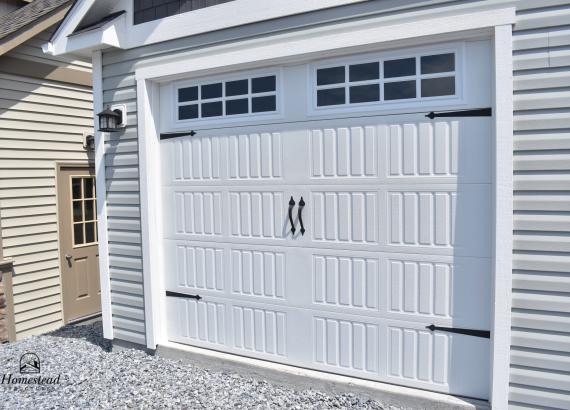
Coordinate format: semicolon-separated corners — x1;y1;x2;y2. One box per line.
124;0;367;49
64;14;126;55
136;5;516;81
44;0;97;55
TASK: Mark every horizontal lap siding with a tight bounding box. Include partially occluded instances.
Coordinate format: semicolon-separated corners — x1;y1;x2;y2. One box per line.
0;70;93;340
511;2;570;409
102;0;489;348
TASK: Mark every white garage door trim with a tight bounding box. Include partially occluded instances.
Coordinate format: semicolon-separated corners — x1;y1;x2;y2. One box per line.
132;8;513;408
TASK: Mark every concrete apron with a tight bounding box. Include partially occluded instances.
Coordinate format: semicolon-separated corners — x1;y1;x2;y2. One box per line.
154;342;490;410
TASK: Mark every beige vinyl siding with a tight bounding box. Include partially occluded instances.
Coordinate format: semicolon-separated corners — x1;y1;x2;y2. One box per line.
0;28;93;339
510;1;570;409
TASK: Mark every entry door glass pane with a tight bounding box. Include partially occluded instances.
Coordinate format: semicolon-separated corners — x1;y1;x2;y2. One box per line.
71;176;98;247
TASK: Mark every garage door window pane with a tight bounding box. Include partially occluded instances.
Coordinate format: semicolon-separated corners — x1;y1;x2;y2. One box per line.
201;83;222;99
384;81;416;100
178;86;198;102
421;53;455;74
226;98;249;115
350;84;380;103
252;76;276;93
349;62;379;82
384;58;416;78
225;79;248;96
421;77;455;97
179;104;198;120
317;88;345;106
252;96;276;113
202;101;223;117
317;66;345;85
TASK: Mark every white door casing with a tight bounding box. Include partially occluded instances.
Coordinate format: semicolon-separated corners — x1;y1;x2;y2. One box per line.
134;12;514;407
158;41;493;399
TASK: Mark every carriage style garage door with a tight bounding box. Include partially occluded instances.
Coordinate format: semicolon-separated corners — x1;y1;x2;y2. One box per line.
160;41;493;399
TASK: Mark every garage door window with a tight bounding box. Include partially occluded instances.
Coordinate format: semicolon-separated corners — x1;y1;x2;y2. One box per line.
176;74;277;121
314;50;457;109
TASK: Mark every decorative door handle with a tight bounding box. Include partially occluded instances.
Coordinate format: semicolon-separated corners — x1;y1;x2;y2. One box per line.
288;196;296;234
298;197;306;235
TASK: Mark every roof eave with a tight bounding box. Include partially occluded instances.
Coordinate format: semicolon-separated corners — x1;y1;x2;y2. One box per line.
0;4;71;57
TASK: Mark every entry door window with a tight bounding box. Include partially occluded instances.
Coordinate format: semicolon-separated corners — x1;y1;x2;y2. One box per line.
71;176;98;246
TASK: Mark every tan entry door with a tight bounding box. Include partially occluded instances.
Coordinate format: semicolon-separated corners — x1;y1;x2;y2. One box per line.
57;165;101;323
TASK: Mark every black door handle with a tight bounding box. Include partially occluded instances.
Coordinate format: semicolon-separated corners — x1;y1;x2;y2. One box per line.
288;196;296;234
298;197;306;235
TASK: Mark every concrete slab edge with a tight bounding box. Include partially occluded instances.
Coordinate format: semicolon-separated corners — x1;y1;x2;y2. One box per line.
156;342;490;410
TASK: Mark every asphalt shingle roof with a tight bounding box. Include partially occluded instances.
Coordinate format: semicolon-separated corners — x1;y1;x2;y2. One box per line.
0;0;72;41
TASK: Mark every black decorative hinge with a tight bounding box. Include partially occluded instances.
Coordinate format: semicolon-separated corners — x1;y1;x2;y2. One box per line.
160;130;197;140
426;108;492;119
426;324;490;339
166;290;202;300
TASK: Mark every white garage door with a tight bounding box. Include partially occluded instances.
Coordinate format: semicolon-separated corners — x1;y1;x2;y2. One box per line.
160;42;493;399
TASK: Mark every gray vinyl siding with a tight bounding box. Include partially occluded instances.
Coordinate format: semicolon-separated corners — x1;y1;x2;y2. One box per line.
510;1;570;409
100;0;570;405
101;0;477;350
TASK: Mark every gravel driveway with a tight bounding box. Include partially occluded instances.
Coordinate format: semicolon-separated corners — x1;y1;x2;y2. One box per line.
0;322;390;409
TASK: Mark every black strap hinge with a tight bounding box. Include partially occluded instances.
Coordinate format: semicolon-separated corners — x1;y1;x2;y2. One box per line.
426;108;492;119
166;290;202;300
426;324;490;339
160;131;196;140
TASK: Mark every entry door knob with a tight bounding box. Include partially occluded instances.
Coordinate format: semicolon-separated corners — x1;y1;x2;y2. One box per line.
65;254;73;261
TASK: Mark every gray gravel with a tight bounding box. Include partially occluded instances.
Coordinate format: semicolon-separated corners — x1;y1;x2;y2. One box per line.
0;322;390;409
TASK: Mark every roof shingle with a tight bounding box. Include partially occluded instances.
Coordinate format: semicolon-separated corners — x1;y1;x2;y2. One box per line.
0;0;72;41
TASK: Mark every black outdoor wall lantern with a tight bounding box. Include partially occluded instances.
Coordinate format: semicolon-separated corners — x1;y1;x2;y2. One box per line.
97;106;124;132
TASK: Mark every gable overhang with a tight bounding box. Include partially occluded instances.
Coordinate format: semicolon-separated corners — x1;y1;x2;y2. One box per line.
44;1;126;56
44;0;379;56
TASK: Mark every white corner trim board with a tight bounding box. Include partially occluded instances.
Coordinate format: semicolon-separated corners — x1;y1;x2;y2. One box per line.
489;24;514;410
135;5;515;81
137;79;167;348
92;50;113;340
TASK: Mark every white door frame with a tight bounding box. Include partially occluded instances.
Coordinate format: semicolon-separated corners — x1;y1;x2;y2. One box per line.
133;6;514;408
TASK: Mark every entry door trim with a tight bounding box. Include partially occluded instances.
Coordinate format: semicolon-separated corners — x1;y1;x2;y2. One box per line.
134;24;514;410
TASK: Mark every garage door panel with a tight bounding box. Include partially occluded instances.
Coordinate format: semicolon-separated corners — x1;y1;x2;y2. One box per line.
228;132;283;180
229;190;287;239
165;242;226;292
165;241;489;329
387;184;492;257
385;324;490;398
385;119;491;183
311;190;380;244
161;44;493;399
165;190;224;237
386;254;491;328
310;125;380;179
